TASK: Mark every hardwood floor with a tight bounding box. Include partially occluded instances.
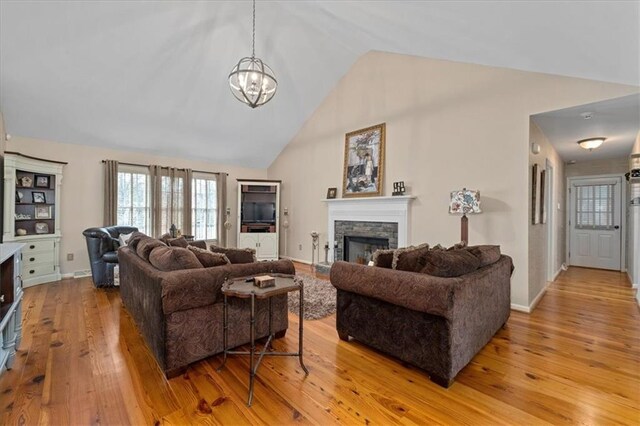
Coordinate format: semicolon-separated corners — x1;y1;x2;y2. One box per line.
1;265;638;425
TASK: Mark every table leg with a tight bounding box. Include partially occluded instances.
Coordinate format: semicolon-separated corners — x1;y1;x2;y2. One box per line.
217;293;228;371
298;283;309;375
248;294;256;406
269;297;273;338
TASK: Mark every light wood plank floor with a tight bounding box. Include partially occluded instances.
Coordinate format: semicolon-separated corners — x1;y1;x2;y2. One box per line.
1;265;638;425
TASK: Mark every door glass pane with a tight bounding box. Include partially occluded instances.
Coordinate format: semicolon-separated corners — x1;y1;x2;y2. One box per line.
575;184;614;229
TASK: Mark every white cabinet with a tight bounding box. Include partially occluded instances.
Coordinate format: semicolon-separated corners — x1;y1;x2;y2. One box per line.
237;180;280;261
3;153;65;287
0;243;24;376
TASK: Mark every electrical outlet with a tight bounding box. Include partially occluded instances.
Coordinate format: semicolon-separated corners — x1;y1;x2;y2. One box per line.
67;253;74;261
298;243;303;251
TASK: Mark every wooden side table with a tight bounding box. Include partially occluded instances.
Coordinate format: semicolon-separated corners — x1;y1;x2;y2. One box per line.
217;274;309;406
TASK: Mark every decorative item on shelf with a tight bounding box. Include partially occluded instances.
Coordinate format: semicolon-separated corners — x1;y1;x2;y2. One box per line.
32;191;46;203
577;137;605;151
326;187;337;199
176;229;182;237
18;175;33;187
324;242;329;264
392;181;406;196
34;205;51;219
281;208;289;229
169;223;177;238
16;228;27;236
34;174;50;188
35;222;49;234
343;123;385;198
448;188;482;245
15;213;31;220
15;191;23;203
310;231;319;265
228;0;277;108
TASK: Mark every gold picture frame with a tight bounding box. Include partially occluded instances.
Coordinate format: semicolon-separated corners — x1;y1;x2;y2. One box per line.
342;123;385;198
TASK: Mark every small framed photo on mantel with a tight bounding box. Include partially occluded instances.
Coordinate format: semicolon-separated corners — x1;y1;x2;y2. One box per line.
326;187;337;199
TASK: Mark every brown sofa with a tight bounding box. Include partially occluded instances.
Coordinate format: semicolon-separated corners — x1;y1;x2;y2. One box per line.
330;250;513;388
118;238;293;377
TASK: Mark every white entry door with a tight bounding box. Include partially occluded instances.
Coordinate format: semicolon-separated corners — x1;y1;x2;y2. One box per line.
569;177;622;270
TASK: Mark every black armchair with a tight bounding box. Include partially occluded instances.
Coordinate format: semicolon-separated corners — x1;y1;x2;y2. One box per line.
83;226;138;287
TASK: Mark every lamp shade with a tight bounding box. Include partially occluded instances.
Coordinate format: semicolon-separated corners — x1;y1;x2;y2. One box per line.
449;189;482;214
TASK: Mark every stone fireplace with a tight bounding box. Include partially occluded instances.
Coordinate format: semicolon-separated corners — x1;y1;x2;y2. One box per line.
324;195;415;264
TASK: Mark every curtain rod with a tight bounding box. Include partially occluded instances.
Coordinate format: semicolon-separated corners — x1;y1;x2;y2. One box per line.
101;160;228;176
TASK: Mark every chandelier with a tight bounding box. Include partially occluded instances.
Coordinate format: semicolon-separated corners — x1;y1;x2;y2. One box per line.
228;0;277;108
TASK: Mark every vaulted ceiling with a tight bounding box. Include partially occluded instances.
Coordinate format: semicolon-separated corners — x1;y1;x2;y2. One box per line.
1;1;638;168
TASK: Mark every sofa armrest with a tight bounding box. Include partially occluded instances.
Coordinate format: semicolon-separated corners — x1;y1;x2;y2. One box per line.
330;261;458;318
161;259;295;315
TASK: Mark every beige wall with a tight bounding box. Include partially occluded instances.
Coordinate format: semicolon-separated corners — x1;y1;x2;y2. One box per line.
267;51;638;308
528;121;565;305
6;136;266;275
565;157;629;178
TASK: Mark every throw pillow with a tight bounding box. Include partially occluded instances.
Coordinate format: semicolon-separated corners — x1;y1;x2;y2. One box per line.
168;236;189;248
372;249;395;269
118;232;134;247
136;238;166;261
447;241;467;250
420;249;480;278
392;243;430;272
209;245;256;264
466;245;501;267
128;232;150;251
188;246;230;267
149;246;203;272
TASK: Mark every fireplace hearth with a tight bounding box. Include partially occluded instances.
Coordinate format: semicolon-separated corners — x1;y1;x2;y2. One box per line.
344;235;389;264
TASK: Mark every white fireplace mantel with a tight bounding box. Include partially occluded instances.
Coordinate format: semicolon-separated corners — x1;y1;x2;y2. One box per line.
323;195;416;260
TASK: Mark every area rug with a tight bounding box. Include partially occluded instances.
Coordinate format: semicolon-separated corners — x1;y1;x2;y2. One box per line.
289;273;336;320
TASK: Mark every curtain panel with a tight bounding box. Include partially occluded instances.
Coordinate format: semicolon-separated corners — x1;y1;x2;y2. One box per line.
103;159;119;226
150;165;192;237
216;173;227;246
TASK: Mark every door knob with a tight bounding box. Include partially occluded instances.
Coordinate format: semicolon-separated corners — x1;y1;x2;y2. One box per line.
614;225;620;229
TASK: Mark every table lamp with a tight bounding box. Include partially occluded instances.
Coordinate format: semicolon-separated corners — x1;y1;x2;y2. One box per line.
448;188;482;244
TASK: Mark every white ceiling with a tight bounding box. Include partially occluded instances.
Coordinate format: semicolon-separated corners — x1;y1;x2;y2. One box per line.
532;94;640;162
1;1;639;168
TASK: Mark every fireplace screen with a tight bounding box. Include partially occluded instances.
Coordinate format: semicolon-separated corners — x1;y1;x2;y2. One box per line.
344;236;389;264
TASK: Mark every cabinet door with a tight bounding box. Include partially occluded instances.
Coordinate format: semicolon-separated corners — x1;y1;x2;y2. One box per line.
238;233;259;250
257;234;277;259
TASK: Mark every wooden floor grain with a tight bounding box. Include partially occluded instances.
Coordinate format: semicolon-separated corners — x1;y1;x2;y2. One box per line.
1;265;638;425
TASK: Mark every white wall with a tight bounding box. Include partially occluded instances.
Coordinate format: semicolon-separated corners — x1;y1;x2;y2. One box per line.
528;120;565;307
267;51;639;308
5;136;266;275
629;132;640;302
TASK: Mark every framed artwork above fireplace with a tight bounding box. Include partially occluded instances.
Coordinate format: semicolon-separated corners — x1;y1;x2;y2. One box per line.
342;123;385;198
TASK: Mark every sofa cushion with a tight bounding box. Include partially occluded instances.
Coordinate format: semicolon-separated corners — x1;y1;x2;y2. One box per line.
127;232;150;251
188;240;207;250
188;246;230;267
118;232;134;247
168;236;189;248
149;246;203;272
420;249;480;278
447;241;467;250
136;238;166;261
372;249;395;269
466;245;501;268
392;243;430;272
209;245;256;264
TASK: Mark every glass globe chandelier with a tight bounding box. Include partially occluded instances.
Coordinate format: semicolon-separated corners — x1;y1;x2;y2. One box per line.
228;0;277;108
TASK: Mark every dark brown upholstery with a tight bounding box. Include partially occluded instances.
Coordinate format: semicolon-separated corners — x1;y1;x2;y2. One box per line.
149;246;203;271
136;238;166;261
372;249;395;269
466;245;501;267
127;231;150;251
420;249;480;278
188;246;230;267
118;246;293;376
392;243;430;272
330;255;513;387
209;245;256;264
167;236;189;248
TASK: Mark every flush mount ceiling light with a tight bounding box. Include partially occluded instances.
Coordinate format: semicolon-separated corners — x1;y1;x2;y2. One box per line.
228;0;277;108
577;137;606;151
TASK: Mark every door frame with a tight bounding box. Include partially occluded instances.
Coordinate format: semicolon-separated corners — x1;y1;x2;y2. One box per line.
566;173;627;272
545;159;556;281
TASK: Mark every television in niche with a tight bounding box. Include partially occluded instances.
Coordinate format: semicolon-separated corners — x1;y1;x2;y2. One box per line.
242;202;276;223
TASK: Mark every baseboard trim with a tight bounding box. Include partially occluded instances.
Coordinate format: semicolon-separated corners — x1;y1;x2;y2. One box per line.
61;273;74;279
552;268;563;281
510;303;530;313
529;282;550;312
280;255;312;265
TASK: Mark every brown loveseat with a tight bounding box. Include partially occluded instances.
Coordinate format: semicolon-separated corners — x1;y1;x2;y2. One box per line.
118;235;293;377
330;247;513;388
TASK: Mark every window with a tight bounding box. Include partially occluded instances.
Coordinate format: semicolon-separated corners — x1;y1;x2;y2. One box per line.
192;176;217;240
160;175;183;235
117;169;150;234
575;184;614;229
